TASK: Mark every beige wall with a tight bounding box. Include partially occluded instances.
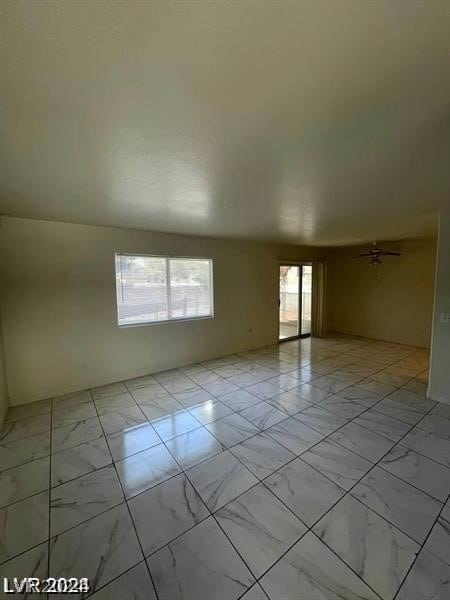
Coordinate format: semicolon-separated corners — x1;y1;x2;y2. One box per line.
327;239;436;348
0;312;8;425
0;217;326;406
429;213;450;405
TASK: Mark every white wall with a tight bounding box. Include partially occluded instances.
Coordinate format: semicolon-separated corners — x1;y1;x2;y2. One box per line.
327;239;436;348
0;217;325;405
429;213;450;405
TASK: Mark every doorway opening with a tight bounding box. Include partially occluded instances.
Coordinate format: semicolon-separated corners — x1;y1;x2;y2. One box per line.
279;263;312;341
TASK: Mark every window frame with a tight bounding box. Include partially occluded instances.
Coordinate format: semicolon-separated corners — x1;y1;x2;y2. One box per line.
115;253;215;328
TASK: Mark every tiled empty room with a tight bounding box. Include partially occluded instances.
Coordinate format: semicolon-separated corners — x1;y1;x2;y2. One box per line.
0;2;449;599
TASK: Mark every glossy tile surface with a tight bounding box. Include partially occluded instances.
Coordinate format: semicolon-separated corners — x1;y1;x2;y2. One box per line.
205;413;259;447
51;436;111;486
1;543;48;600
0;335;446;600
186;450;258;512
88;562;157;600
260;532;380;600
0;491;49;563
129;473;209;556
330;421;394;462
99;405;147;435
266;417;323;455
49;503;143;597
379;445;450;501
351;466;442;543
0;456;49;507
107;422;161;461
230;432;295;479
266;457;345;526
314;495;419;599
50;465;124;536
216;483;306;578
116;443;181;498
165;426;224;469
396;549;449;600
301;439;372;490
424;502;450;565
0;431;50;471
148;517;255;600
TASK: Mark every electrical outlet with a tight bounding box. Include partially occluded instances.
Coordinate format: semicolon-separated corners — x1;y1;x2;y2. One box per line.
440;313;450;324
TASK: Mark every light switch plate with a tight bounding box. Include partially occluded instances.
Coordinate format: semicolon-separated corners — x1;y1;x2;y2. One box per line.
440;313;450;323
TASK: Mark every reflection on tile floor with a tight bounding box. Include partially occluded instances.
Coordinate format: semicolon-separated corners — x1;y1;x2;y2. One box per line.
0;335;449;599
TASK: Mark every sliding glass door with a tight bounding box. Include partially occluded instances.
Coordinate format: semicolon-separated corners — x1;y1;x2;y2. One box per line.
279;263;312;341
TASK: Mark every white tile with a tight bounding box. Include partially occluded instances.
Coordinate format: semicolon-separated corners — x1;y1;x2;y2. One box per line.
205;413;259;448
107;422;161;461
0;414;51;444
0;432;50;471
50;465;124;536
116;444;181;498
1;543;48;599
94;392;136;416
401;428;450;467
88;562;157;600
230;432;295;479
51;417;103;453
99;405;147;435
301;439;372;490
0;456;49;508
49;503;143;597
314;495;419;599
266;457;345;526
165;427;224;469
91;382;128;400
424;503;449;565
187;399;233;424
51;437;112;486
129;473;209;556
6;399;52;422
266;417;323;455
216;483;306;578
186;451;258;512
352;466;442;543
52;402;97;428
260;532;379;600
152;410;201;441
218;389;261;412
330;421;394;462
148;517;254;600
0;492;49;563
239;402;287;430
294;405;348;435
379;446;450;501
396;549;449;600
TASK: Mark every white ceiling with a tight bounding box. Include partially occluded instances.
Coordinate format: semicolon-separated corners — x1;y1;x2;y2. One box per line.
1;1;449;246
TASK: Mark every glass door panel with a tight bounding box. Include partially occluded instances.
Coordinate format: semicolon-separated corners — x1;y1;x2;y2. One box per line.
301;265;312;336
279;265;300;340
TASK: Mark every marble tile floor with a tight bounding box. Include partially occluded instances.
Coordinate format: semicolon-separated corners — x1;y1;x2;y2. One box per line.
0;335;449;600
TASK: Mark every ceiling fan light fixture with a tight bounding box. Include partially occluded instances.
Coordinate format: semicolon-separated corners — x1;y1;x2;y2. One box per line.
353;242;402;265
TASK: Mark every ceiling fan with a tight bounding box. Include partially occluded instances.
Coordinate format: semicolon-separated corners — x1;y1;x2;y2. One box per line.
353;242;401;266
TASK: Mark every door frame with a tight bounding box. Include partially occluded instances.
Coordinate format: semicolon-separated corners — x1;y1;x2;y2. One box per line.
278;262;312;342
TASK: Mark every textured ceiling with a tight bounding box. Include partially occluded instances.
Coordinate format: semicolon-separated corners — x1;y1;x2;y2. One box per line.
1;0;449;245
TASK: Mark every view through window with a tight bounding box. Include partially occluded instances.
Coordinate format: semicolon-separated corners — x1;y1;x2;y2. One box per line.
115;254;214;326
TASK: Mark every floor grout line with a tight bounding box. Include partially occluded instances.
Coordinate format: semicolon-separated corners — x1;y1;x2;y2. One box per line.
89;386;161;600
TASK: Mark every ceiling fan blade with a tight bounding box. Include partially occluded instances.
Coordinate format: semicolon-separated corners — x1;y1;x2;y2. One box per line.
380;251;402;256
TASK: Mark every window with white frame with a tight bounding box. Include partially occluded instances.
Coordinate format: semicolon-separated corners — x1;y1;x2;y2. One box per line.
115;254;214;326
